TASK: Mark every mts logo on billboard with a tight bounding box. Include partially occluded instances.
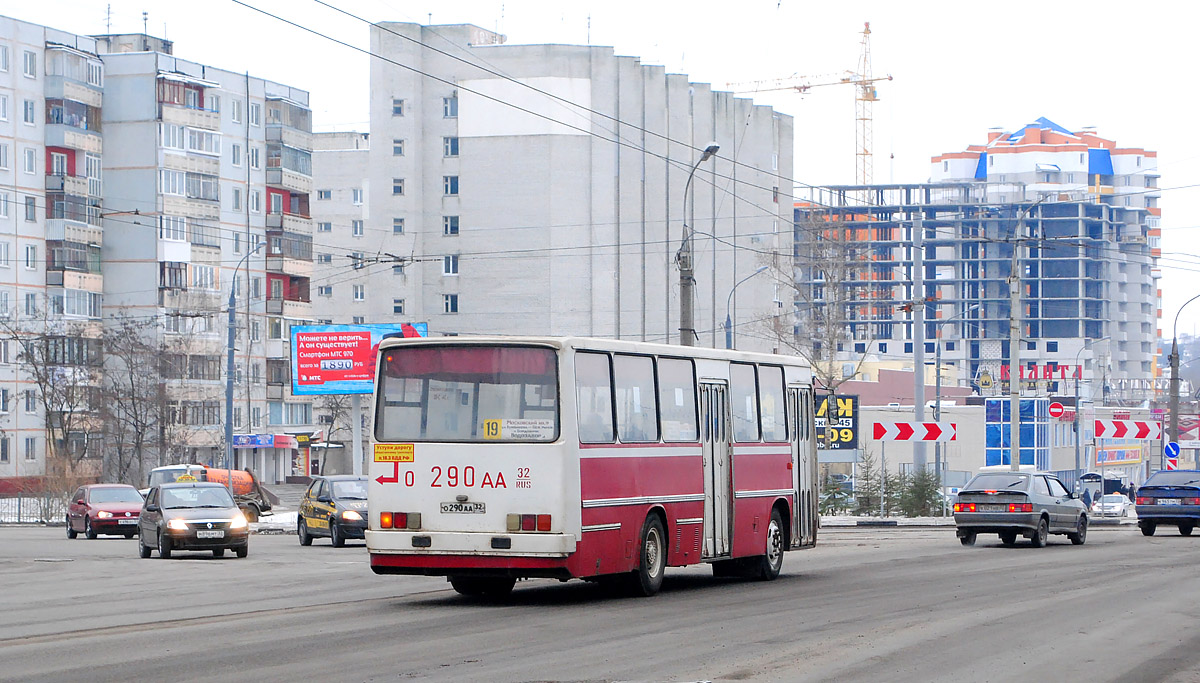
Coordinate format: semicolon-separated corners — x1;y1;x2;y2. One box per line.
999;364;1082;380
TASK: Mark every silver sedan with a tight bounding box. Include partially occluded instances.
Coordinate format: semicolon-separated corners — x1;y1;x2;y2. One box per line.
953;471;1088;547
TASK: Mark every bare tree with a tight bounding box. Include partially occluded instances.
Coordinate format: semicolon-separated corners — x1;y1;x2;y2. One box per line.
99;315;171;486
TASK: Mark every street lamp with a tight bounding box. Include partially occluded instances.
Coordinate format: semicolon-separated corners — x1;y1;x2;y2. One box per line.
933;302;980;514
1074;336;1111;491
1170;293;1200;464
224;241;265;500
678;141;720;347
724;265;769;349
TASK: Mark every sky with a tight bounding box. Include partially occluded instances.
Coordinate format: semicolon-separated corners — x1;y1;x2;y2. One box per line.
10;0;1200;339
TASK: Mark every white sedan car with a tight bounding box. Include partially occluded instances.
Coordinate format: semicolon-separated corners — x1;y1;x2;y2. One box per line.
1094;494;1135;517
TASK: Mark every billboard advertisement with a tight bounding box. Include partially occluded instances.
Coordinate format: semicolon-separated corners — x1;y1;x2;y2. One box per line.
290;323;428;395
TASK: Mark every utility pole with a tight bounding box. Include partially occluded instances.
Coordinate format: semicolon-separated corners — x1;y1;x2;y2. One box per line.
678;142;719;347
913;217;927;470
1008;211;1024;472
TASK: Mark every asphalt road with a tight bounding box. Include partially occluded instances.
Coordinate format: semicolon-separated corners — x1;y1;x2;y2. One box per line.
2;523;1199;682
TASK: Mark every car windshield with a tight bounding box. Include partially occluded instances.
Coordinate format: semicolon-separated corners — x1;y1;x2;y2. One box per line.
1101;495;1126;503
1144;472;1200;487
963;474;1030;491
332;480;367;499
89;487;143;504
160;487;234;509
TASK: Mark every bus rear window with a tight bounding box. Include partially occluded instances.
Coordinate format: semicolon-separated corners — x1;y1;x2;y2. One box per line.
375;345;559;442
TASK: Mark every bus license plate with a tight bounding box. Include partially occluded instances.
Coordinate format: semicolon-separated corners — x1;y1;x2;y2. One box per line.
980;504;1006;513
1160;499;1181;506
196;530;225;538
440;502;485;514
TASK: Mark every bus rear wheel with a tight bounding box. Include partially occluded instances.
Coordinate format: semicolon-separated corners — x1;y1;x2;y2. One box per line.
626;514;666;597
449;576;515;598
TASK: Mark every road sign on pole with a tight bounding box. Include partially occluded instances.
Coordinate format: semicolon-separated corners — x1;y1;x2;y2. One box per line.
1167;458;1179;471
872;422;957;442
1166;442;1181;459
1049;402;1065;419
1094;420;1163;440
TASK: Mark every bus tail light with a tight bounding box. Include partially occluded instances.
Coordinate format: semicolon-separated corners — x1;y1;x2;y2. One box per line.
380;512;420;529
506;513;551;532
380;512;393;529
537;514;552;531
953;503;976;513
1008;503;1033;513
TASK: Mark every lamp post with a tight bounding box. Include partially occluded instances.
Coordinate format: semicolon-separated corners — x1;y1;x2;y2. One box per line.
724;265;768;349
678;141;720;347
1074;336;1110;491
933;303;980;512
1007;198;1046;471
225;242;265;500
1170;293;1200;467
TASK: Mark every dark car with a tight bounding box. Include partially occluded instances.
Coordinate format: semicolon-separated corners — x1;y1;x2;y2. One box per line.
1135;469;1200;536
297;475;368;547
66;484;143;539
953;471;1087;547
138;482;250;559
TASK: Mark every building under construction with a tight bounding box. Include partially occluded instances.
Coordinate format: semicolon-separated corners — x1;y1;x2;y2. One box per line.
794;118;1160;406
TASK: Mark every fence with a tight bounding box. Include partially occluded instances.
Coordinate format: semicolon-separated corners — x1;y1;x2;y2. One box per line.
0;495;67;524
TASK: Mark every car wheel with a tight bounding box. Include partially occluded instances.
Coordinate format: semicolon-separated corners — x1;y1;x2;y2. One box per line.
626;514;667;596
85;518;97;540
1141;522;1156;536
959;532;976;546
235;545;248;558
212;548;225;558
1030;517;1049;548
138;531;152;559
753;508;785;580
449;576;516;598
1000;531;1017;546
66;517;77;539
330;522;345;548
1069;516;1088;545
298;519;312;546
1180;524;1194;537
157;531;172;559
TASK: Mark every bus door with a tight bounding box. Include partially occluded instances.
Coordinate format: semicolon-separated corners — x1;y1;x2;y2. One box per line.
700;381;733;558
788;387;818;547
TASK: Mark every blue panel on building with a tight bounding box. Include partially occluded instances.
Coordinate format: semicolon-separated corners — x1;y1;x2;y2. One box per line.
1088;148;1114;175
974;153;987;179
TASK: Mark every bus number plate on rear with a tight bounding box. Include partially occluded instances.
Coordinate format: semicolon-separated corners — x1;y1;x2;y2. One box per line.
440;502;486;514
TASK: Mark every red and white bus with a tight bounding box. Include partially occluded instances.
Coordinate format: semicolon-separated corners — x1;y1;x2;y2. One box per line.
366;336;819;597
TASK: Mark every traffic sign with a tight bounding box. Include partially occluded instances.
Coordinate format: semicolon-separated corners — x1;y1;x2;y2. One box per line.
1167;458;1179;471
1049;402;1065;419
1094;420;1162;440
1166;442;1181;459
872;421;957;442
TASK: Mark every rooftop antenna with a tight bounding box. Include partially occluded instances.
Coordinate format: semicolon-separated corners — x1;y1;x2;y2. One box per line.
587;14;591;44
142;10;148;34
105;4;111;33
427;12;432;25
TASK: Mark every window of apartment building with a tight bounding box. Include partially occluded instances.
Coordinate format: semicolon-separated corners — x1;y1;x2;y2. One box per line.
352;284;365;301
0;437;8;464
0;45;7;72
443;94;458;118
24;293;36;315
317;221;331;232
317;319;332;325
207;94;219;113
24;245;36;270
231;143;242;166
0;342;8;363
250;190;261;213
352;316;365;324
392;139;404;156
392;264;405;276
192;264;216;290
316;189;331;200
24;437;35;462
0;95;7;122
352;188;363;205
0;242;9;268
231;99;243;123
85;154;101;197
391;98;404;116
22;148;35;174
22;99;34;125
772;186;779;203
317;285;332;297
24;389;36;413
0;144;7;170
249;146;260;169
443;294;458;314
443;255;459;275
48;151;69;175
233;407;243;429
0;193;7;219
393;298;405;315
249;102;261;126
22;50;35;78
269;279;283;300
317;253;332;264
252;406;261;428
392;178;404;195
24;196;36;222
392;218;404;234
160;122;184;150
270;192;282;214
352;220;364;236
350;251;365;270
232;187;242;211
160;215;187;241
160;169;185;195
443;137;459;157
443;176;459;196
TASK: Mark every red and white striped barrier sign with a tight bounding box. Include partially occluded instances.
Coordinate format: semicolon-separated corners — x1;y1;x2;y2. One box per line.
1166;458;1178;471
1094;420;1162;440
872;422;957;442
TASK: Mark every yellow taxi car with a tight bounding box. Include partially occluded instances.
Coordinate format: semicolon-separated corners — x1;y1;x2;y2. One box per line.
297;475;368;547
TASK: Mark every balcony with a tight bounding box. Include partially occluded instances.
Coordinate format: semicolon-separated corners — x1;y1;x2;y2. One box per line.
46;219;103;246
44;75;102;108
266;167;312;195
267;255;313;279
46;270;103;291
266;213;313;233
45;124;102;154
161;195;219;221
264;339;287;359
45;174;89;196
159;287;221;311
266;384;285;401
162;151;219;177
266;124;313;151
266;298;311;318
160;102;219;130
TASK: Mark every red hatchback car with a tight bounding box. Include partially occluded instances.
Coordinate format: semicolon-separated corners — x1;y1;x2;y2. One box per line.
66;484;144;539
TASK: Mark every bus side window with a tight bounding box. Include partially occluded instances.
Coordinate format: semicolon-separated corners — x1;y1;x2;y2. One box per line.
613;354;658;442
729;363;760;442
759;366;786;442
575;352;615;443
657;358;698;442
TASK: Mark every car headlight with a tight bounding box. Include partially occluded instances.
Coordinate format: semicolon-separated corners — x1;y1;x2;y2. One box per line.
342;510;363;521
97;511;114;518
229;513;248;529
166;518;189;531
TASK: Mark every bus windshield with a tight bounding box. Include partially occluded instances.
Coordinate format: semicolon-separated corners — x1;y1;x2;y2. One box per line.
375;345;559;442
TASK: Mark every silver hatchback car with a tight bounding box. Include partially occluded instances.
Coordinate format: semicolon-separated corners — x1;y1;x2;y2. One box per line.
953;471;1087;547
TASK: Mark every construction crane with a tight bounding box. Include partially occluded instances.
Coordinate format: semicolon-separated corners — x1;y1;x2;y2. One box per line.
727;22;891;186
